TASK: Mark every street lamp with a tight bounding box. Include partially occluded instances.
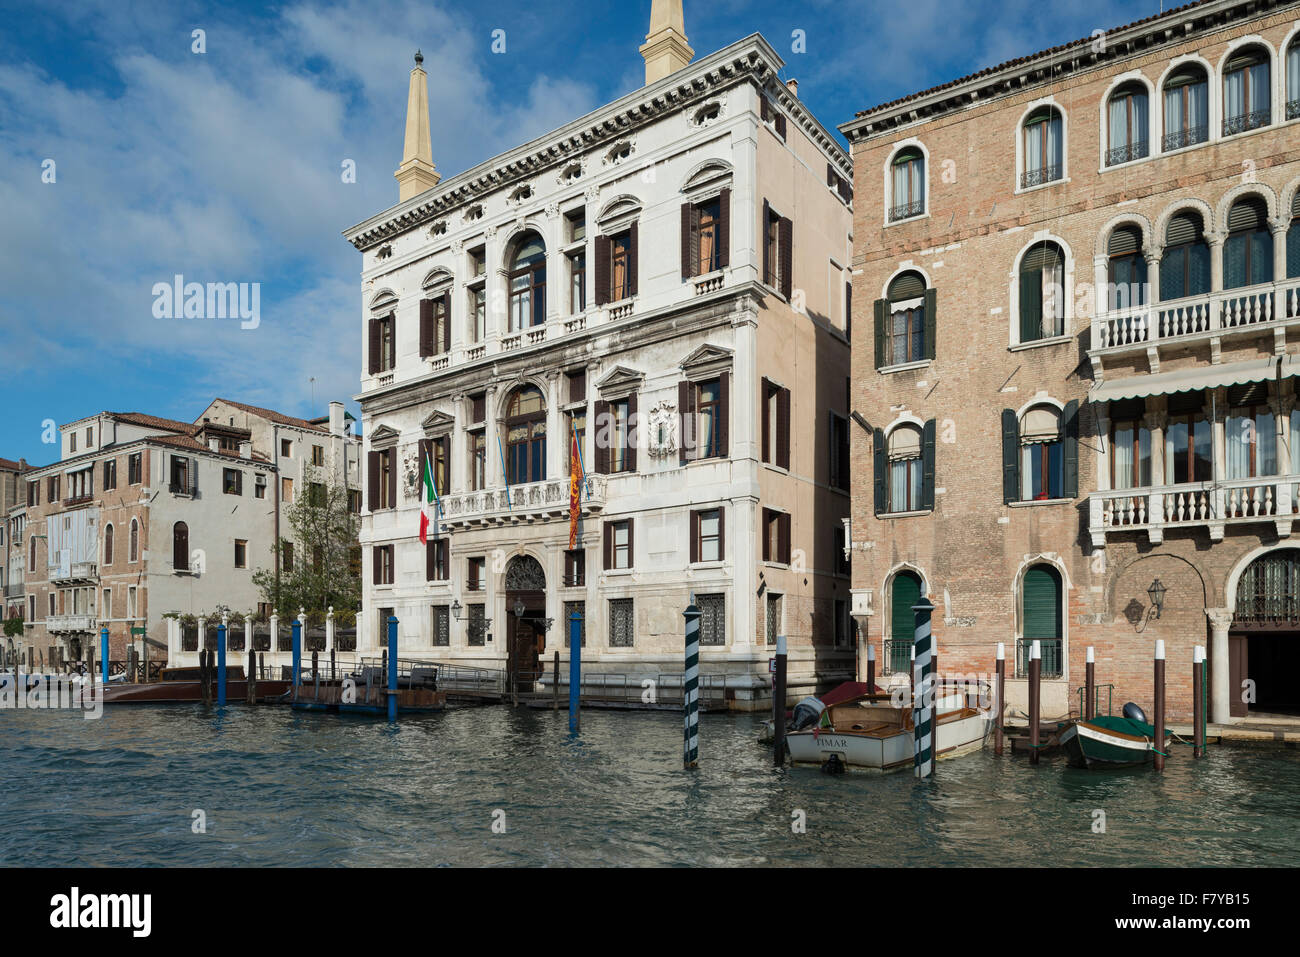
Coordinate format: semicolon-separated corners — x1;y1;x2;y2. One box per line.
1147;578;1167;619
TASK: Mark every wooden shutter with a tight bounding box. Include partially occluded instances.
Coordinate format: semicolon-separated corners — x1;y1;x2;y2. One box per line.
923;288;937;361
440;542;450;580
567;371;586;404
762;200;771;284
681;203;694;279
1228;198;1266;233
594;399;610;474
717;187;731;269
778;216;793;300
717;372;730;457
387;449;397;509
679;380;695;465
873;428;886;515
594;236;611;306
761;97;770;122
874;298;887;369
775;114;787;140
1062;400;1079;499
628;222;639;297
778;512;791;564
627;518;634;568
368;318;380;374
1019;268;1042;343
1022;567;1062;639
891;573;921;641
426;540;436;581
761;509;771;562
367;451;379;511
419;298;433;358
472;393;486;422
776;387;791;470
441;291;452;353
372;546;381;585
1001;409;1020;504
689;510;700;564
1108;225;1142;256
603;521;612;570
761;379;771;462
417;438;430;478
718;507;726;561
626;392;639;472
921;418;936;510
1166;212;1203;246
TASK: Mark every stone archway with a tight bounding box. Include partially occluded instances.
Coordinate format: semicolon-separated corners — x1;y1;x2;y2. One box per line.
1230;548;1300;716
503;555;547;692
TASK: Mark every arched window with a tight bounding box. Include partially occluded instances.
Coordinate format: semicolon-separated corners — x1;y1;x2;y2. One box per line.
886;425;923;513
1017;242;1065;342
1236;549;1300;626
505;386;547;485
1106;225;1147;309
1106;83;1149;165
881;270;933;365
887;570;922;674
1021;106;1063;188
509;233;546;331
889;146;925;221
1020;564;1063;677
103;524;114;566
1223;46;1270;135
173;522;189;572
1224;196;1273;289
1163;63;1209;150
1288;189;1299;280
129;519;139;563
1288;38;1300;120
1160;210;1211;300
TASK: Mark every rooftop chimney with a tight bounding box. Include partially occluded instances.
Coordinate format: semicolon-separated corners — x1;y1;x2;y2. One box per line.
640;0;693;85
786;78;799;97
329;401;345;437
395;50;440;202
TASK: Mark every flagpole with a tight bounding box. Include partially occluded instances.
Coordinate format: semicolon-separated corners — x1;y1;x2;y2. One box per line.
496;434;513;509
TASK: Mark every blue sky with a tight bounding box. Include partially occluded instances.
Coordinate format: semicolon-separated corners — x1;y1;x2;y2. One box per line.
0;0;1154;465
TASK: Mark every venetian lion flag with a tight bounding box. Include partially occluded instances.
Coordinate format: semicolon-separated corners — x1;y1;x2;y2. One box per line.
568;431;582;548
419;453;442;545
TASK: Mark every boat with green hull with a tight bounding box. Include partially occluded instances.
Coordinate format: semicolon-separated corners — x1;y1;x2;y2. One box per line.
1058;715;1171;769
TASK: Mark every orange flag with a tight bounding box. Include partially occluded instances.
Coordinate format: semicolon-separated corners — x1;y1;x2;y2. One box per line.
568;431;581;549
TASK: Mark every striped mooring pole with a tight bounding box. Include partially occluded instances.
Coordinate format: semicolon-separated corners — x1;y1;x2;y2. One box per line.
912;597;936;779
1028;640;1042;765
683;599;701;768
1193;644;1206;759
1085;646;1096;720
100;626;110;687
291;617;302;702
865;641;876;693
1153;639;1166;772
994;642;1005;756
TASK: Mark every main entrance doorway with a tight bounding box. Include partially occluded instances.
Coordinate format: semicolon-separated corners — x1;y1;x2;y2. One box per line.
1231;549;1300;716
504;555;547;693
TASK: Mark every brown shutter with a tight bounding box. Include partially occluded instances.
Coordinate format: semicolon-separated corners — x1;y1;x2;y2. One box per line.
372;546;380;585
679;380;695;465
775;114;787;140
626;392;638;472
761;97;770;122
776;387;791;470
689;510;699;564
441;292;452;353
439;436;450;495
417;438;430;476
594;236;610;306
761;199;771;284
761;509;771;562
779;512;791;564
594;399;610;474
628;222;639;297
718;507;726;561
626;518;634;569
681;203;694;279
717;187;731;269
568;371;586;404
387;449;396;509
440;542;449;580
419;298;433;358
367;451;379;511
779;216;793;300
472;393;486;422
603;521;612;570
717;371;730;457
368;318;380;374
761;378;771;462
426;541;435;581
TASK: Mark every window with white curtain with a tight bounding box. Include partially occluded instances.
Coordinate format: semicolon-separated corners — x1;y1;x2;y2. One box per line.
1021;107;1063;188
889;147;925;221
1106;84;1149;165
1020;406;1063;500
1163;66;1209;151
1226;404;1276;479
1109;405;1152;491
886;425;923;513
1223;48;1271;135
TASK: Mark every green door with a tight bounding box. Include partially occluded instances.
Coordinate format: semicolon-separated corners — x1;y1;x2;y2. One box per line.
890;572;922;673
1022;565;1062;674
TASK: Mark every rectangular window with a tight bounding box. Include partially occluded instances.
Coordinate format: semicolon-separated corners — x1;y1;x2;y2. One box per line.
103;459;117;491
234;540;247;569
255;474;267;499
563;600;586;648
835;599;851;648
569;250;586;313
102;588;111;619
608;598;634;648
426;539;449;582
765;207;781;287
348;489;361;513
467;556;486;591
48;475;60;500
1166;411;1212;485
830;412;850;490
564;549;585;587
69;433;76;453
1022;111;1063;186
608;398;631;473
373;544;392;585
1021;440;1064;500
469;430;486;491
27;480;38;507
610;230;633;302
762;508;791;564
698;593;725;647
374;314;396;372
312;445;324;467
432;605;450;647
128;452;142;485
766;594;782;646
606;520;632;570
1162;75;1210;150
377;449;395;509
567;208;586;243
467;604;486;646
1223;57;1270;135
688;197;722;277
470;286;486;343
695;378;722;459
127;586;137;620
222;468;243;495
891;299;926;364
280;439;293;458
281;477;294;504
692;508;723;563
284;541;295;572
1226;404;1277;480
761;379;790;468
1110;417;1153;490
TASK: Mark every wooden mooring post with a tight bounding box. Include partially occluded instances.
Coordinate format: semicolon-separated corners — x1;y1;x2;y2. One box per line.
994;642;1005;756
247;648;257;704
773;634;787;768
552;650;559;711
291;618;302;703
1193;645;1206;759
1084;646;1095;720
865;641;875;692
312;650;320;701
386;615;398;723
1153;640;1166;772
568;608;582;734
199;649;210;705
1028;640;1041;766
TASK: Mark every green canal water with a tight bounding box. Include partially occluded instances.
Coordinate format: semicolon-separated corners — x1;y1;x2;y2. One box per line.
2;704;1298;867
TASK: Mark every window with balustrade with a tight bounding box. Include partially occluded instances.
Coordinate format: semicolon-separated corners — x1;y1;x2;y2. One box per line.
1020;106;1063;188
505;385;547;485
1225;382;1277;486
1160;211;1211;301
888;146;925;221
1107;225;1148;310
1162;64;1209;151
509;233;547;331
1017;242;1065;342
1166;391;1212;484
1224;196;1274;289
1223;47;1271;136
1108;399;1152;495
1105;83;1149;165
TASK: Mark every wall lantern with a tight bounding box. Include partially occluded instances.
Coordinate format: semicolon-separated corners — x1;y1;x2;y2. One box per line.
1147;578;1167;619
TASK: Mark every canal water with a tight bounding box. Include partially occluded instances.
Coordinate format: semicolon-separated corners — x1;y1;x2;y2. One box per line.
2;705;1298;867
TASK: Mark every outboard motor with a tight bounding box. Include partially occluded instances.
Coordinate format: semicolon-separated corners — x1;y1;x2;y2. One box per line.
790;696;825;731
1122;701;1147;723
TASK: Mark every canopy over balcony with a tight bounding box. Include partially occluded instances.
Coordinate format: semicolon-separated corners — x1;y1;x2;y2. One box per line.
1090;355;1292;403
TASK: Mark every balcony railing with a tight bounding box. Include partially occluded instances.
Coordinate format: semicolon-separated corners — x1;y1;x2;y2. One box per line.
1092;277;1300;353
1090;474;1300;546
51;561;97;583
437;475;607;529
882;638;912;676
46;614;97;634
889;200;925;222
1015;639;1063;679
1223;109;1270;136
1162;125;1208;152
1105;141;1149;166
1020;164;1063;189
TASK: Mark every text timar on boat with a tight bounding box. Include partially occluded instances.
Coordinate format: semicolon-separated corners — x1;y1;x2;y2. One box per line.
1058;711;1173;770
784;681;992;772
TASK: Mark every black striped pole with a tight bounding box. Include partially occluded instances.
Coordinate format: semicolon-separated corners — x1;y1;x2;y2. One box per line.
913;598;935;779
1193;644;1205;759
1085;646;1095;720
683;600;700;768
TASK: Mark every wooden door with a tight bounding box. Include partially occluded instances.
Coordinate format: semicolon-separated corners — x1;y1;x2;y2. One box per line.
511;620;540;690
1228;633;1249;718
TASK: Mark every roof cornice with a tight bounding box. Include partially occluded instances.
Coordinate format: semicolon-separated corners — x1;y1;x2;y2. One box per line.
839;0;1295;143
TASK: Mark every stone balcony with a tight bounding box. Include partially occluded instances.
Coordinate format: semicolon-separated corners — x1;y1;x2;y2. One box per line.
50;561;97;584
438;475;607;530
1089;277;1300;373
46;614;98;634
1089;474;1300;547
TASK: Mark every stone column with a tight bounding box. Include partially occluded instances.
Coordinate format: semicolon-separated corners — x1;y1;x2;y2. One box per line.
484;384;500;492
269;611;279;658
545;370;564;483
545;204;563;324
1144;249;1160;313
1207;231;1225;297
1270;219;1289;295
326;606;335;652
1095;405;1112;492
484;225;502;344
1205;607;1232;724
1145;402;1167;486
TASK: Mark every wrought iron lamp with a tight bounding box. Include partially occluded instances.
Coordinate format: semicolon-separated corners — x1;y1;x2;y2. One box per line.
1147;578;1166;619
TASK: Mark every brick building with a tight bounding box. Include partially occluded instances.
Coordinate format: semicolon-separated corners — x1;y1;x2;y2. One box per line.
2;456;32;624
841;0;1300;722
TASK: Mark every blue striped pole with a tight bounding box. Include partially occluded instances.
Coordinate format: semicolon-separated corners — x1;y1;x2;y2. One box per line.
99;626;109;686
568;609;582;733
291;618;302;701
217;620;228;706
683;600;701;768
912;597;936;779
387;615;398;722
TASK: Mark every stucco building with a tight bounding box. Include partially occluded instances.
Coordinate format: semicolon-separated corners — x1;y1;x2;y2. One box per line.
345;2;854;706
2;456;32;624
842;0;1300;723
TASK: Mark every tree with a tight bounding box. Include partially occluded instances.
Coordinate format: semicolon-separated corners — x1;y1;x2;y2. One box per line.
253;470;360;625
3;617;23;639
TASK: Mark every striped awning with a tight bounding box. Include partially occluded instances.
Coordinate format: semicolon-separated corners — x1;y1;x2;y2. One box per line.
1089;356;1292;403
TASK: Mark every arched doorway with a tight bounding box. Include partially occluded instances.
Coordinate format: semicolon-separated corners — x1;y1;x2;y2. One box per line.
887;570;922;675
1232;548;1300;715
504;555;547;692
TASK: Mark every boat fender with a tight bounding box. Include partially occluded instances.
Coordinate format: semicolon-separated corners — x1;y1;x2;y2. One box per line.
820;753;845;775
1121;702;1147;723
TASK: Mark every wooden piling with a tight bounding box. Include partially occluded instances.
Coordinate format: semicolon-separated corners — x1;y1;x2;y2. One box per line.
199;650;210;704
330;647;337;682
773;635;787;767
1153;640;1166;772
1192;645;1205;759
865;641;875;692
247;649;256;704
1028;640;1041;766
994;642;1005;756
552;650;560;711
1084;646;1095;720
259;652;265;682
312;650;320;702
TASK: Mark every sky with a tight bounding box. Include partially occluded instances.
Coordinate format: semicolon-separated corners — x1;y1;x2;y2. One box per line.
0;0;1158;466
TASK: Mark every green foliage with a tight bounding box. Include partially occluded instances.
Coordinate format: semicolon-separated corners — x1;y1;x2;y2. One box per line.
3;617;24;638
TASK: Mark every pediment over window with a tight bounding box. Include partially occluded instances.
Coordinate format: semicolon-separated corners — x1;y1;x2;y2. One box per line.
680;344;734;375
369;289;398;312
595;365;645;396
597;194;642;228
421;410;455;436
368;425;400;448
422;268;453;291
682;159;733;194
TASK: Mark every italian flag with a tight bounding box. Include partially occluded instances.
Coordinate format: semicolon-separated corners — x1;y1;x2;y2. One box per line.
419;454;441;545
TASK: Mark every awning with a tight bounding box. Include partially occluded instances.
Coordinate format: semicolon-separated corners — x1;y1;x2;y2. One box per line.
1089;356;1292;403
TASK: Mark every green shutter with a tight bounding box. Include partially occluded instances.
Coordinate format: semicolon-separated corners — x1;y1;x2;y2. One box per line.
1107;225;1142;256
873;428;886;516
1002;409;1020;504
1019;268;1042;342
1062;400;1079;499
1023;566;1062;639
923;287;937;360
891;572;922;641
921;418;936;510
1289;222;1300;280
1228;198;1266;233
874;298;887;369
888;271;925;301
1166;211;1203;246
